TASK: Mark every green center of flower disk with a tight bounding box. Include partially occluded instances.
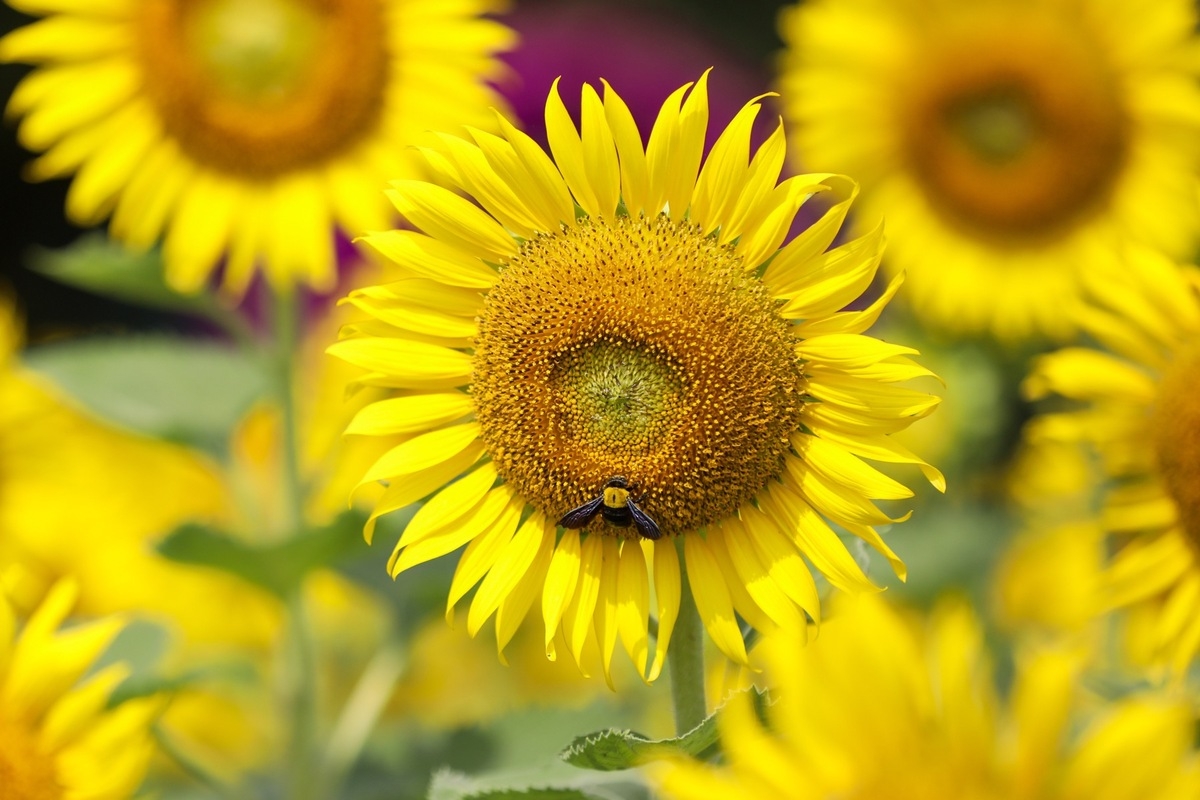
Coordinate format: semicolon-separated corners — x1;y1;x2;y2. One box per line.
1153;347;1200;549
187;0;319;103
903;19;1129;243
137;0;388;176
472;215;805;537
0;718;62;800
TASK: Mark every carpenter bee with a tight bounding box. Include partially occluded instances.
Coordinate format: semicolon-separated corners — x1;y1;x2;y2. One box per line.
557;476;662;540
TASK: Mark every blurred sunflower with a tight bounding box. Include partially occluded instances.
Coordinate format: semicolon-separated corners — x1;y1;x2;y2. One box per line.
994;437;1104;636
0;0;514;294
1024;248;1200;674
778;0;1200;342
331;75;942;684
0;576;162;799
0;297;279;651
657;595;1200;800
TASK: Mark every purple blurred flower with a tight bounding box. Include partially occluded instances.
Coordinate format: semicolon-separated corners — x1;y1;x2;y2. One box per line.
497;0;771;150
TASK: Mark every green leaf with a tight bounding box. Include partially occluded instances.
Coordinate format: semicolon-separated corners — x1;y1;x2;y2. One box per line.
108;659;259;708
24;336;268;452
30;233;223;317
561;687;770;771
156;512;369;597
428;767;648;800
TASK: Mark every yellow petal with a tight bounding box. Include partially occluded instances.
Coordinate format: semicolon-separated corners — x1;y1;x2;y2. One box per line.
360;229;497;289
691;96;766;235
762;175;858;291
593;536;622;689
162;171;239;293
735;175;827;270
386;179;517;261
545;77;600;217
346;392;474;437
566;533;604;669
427;133;543;236
1024;349;1156;404
705;524;777;636
616;539;651;680
393;462;498;550
490;111;577;227
720;120;787;245
542;528;582;659
660;70;710;219
797;270;903;337
363;445;483;545
445;494;526;622
13;58;136;150
342;293;478;340
40;663;129;753
683;534;748;665
468;511;548;636
0;593;13;675
741;506;821;623
791;432;914;500
579;82;621;220
328;337;473;391
772;219;888;319
496;523;556;662
0;16;129;62
648;538;680;682
601;79;650;216
761;483;877;594
717;517;805;631
360;423;482;485
390;483;513;576
644;81;693;216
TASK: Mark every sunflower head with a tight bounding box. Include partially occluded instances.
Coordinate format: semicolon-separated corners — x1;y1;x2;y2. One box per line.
473;213;805;536
655;595;1200;800
333;74;941;682
0;576;161;800
0;0;515;293
778;0;1200;341
1023;247;1200;673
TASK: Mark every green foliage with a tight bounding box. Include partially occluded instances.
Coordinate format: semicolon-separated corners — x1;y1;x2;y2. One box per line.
561;687;769;771
428;767;649;800
25;336;268;453
157;512;369;598
30;234;233;320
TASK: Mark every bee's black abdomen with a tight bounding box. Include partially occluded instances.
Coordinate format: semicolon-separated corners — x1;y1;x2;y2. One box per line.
600;505;634;527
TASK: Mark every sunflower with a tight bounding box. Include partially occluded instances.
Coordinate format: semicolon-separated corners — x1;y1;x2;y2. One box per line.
1024;247;1200;674
0;0;514;294
330;74;942;684
657;594;1200;800
777;0;1200;342
0;576;162;800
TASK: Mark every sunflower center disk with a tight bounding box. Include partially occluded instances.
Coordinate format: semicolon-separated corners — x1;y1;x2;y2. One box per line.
0;718;61;800
903;19;1129;242
138;0;388;176
473;216;805;536
1153;348;1200;550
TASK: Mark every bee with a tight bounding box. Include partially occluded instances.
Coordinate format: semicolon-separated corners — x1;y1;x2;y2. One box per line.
557;476;662;540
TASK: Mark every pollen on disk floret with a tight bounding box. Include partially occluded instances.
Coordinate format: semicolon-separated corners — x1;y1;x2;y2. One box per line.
472;214;805;536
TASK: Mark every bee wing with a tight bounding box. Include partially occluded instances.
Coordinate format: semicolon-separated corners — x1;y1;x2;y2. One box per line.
557;495;605;529
627;498;662;540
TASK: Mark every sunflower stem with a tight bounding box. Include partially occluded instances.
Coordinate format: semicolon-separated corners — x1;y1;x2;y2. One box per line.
668;537;707;736
272;290;320;800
